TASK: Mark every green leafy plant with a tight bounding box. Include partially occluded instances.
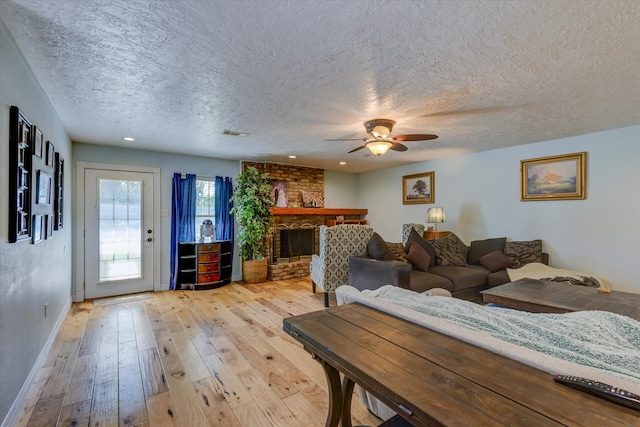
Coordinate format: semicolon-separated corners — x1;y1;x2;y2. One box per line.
230;166;274;261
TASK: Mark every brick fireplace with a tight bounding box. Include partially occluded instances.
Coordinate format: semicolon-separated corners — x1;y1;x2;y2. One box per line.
242;162;367;280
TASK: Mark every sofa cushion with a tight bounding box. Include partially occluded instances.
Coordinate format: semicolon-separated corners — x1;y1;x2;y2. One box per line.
504;239;543;268
479;250;515;272
405;228;436;267
406;241;431;272
367;233;395;260
429;234;468;266
487;269;511;287
468;237;507;265
409;270;454;293
386;242;410;264
429;265;489;291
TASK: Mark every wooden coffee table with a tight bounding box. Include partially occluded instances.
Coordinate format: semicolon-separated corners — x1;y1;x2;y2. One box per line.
481;278;640;321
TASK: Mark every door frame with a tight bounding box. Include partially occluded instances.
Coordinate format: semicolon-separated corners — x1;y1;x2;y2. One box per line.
75;161;161;302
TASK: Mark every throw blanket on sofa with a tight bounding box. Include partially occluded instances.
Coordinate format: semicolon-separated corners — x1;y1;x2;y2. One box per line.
336;285;640;395
507;262;611;292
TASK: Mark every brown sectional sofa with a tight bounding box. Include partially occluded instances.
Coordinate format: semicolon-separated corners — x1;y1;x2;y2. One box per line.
348;229;547;301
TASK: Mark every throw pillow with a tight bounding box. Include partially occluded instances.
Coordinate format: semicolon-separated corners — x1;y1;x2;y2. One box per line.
406;241;431;272
429;234;468;266
479;250;515;272
504;239;543;268
468;237;507;265
405;228;437;267
367;233;395;260
386;242;410;264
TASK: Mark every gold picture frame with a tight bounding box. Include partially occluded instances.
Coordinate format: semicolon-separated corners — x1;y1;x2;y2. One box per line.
402;172;434;204
521;152;586;201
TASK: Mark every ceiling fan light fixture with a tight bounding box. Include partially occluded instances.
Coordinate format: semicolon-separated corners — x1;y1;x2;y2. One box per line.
364;118;396;139
365;140;393;156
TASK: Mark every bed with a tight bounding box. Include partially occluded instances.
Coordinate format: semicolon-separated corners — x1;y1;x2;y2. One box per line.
283;285;640;426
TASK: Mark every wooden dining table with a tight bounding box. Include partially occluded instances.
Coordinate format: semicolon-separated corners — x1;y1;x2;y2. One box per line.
283;302;638;427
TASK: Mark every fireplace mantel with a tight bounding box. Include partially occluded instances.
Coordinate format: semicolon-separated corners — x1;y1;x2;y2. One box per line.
270;208;367;216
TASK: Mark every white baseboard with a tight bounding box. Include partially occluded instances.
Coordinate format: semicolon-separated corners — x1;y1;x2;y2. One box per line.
1;297;72;427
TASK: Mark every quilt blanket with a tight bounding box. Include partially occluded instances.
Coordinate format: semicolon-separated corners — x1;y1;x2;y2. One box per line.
336;285;640;395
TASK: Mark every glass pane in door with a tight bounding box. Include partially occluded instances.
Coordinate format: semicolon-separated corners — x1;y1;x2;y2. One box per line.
99;178;142;281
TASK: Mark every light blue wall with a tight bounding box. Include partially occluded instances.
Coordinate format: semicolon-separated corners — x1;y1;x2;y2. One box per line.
0;20;73;423
357;126;640;293
73;143;242;287
324;170;358;208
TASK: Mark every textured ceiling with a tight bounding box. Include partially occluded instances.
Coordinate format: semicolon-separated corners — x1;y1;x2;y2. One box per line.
1;0;639;173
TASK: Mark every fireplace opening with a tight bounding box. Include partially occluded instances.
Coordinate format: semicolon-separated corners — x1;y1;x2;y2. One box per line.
268;224;317;264
280;228;314;262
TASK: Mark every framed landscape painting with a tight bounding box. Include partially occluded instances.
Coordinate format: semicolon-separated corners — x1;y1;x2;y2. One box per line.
402;172;434;204
521;152;586;201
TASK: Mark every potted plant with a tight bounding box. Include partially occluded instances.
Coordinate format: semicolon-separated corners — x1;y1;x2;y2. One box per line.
230;166;274;283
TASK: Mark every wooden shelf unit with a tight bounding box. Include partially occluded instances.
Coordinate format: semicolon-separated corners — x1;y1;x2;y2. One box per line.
177;241;232;290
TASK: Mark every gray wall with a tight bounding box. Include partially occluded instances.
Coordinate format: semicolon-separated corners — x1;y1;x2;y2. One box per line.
358;125;640;293
0;20;73;423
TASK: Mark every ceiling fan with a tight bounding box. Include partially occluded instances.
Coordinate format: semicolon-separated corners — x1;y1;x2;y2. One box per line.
326;118;438;156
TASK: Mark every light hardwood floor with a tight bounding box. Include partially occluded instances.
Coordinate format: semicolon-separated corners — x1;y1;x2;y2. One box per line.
15;277;381;427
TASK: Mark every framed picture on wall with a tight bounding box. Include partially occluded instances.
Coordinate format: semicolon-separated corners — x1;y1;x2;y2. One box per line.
34;127;43;158
46;141;55;166
521;152;586;201
402;172;435;204
37;170;52;205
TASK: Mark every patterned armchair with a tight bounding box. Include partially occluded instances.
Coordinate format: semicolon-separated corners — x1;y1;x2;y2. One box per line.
310;224;374;307
402;223;425;245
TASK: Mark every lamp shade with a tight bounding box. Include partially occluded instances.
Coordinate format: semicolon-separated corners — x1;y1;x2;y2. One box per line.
365;140;393;156
426;207;446;224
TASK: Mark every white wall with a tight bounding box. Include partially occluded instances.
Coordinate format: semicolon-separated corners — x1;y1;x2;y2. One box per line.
0;20;73;424
357;126;640;293
73;143;242;286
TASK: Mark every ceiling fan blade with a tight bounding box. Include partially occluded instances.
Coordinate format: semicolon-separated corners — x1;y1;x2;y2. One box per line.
325;138;367;141
393;134;438;142
348;145;367;154
389;142;408;152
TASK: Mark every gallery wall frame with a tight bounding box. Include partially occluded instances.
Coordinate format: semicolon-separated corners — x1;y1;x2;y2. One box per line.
521;152;586;201
54;152;64;229
402;171;435;204
8;106;33;242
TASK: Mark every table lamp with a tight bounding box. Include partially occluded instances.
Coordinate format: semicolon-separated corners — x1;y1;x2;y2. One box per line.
426;207;446;231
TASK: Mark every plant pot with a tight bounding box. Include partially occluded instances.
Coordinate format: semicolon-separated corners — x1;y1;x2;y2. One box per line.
242;259;268;284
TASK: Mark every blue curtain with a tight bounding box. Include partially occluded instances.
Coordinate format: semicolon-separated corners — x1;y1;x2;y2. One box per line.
215;176;234;249
170;173;196;290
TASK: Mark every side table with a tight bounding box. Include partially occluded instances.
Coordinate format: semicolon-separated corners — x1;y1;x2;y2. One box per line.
423;230;451;240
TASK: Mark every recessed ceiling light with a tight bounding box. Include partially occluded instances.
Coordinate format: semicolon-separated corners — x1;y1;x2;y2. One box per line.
123;136;135;141
222;130;249;137
288;155;297;159
339;161;346;165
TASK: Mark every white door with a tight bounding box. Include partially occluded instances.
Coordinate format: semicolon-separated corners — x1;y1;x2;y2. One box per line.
84;169;155;299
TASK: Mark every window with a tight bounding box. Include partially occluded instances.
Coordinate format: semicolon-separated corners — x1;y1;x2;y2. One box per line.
195;178;215;240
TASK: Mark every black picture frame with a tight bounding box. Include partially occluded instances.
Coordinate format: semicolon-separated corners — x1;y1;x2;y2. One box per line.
54;152;64;229
37;170;52;205
34;127;43;158
32;214;43;244
9;106;32;242
45;214;54;239
46;141;55;166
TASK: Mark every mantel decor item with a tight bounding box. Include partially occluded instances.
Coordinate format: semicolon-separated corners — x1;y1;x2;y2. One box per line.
230;165;274;283
402;171;435;204
521;152;586;201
